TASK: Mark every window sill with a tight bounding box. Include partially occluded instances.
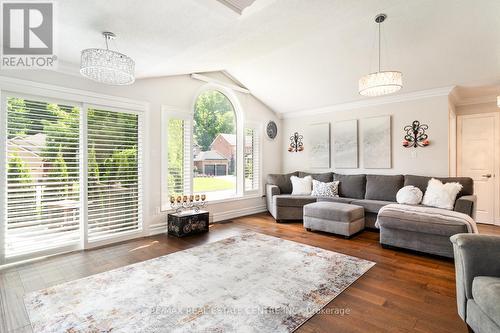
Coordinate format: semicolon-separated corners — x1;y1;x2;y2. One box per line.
204;193;262;205
161;193;262;212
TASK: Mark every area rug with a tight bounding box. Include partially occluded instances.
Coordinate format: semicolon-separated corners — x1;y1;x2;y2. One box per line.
24;233;374;333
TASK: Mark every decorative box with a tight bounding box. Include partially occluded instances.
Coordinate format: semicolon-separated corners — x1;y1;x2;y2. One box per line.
167;210;209;237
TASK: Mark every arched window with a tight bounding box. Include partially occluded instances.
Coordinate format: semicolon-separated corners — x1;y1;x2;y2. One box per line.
163;85;260;209
193;90;236;199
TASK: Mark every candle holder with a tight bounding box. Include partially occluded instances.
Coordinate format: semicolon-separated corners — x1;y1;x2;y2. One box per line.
170;194;207;213
403;120;430;148
288;132;304;152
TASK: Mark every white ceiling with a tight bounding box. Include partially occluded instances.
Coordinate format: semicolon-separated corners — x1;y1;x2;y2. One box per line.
54;0;500;113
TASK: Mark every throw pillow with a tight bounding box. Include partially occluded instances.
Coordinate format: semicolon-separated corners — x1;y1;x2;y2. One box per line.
396;186;423;205
290;175;313;195
311;180;340;197
422;178;463;210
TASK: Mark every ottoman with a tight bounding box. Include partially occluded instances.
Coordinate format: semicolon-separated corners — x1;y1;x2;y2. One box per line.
303;201;365;238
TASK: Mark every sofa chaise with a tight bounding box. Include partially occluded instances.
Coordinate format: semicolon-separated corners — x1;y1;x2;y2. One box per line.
266;171;476;228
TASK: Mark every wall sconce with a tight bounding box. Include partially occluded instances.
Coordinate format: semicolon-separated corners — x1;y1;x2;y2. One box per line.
288;132;304;152
403;120;429;148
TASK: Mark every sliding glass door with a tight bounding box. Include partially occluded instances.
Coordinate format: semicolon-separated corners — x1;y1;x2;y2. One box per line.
1;94;143;264
5;96;81;258
87;108;142;241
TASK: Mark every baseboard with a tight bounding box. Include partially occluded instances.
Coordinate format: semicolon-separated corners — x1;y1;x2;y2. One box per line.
146;205;268;236
211;204;267;223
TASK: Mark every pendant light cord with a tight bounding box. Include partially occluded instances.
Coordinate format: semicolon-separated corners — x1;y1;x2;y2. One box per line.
378;20;381;72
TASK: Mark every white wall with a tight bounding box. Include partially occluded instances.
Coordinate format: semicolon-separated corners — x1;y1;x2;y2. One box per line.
0;69;282;232
281;95;450;177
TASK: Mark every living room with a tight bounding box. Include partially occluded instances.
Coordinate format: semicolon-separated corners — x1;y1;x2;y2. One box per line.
1;1;500;332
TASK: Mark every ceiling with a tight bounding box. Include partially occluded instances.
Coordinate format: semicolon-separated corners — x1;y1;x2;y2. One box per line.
54;0;500;113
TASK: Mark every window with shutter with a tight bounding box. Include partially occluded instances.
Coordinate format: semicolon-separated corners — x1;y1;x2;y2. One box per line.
1;92;146;264
167;118;191;197
244;126;260;192
5;96;81;258
87;108;143;241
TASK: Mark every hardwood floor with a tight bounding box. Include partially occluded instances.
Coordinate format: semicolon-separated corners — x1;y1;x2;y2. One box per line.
1;213;499;333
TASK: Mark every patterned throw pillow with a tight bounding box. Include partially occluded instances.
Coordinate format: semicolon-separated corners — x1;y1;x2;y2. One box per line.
311;180;340;197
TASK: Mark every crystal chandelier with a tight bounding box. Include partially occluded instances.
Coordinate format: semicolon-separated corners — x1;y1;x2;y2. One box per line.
80;32;135;85
359;14;402;97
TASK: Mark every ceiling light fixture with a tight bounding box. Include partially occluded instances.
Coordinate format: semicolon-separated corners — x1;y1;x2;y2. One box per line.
80;32;135;85
359;14;402;97
497;96;500;107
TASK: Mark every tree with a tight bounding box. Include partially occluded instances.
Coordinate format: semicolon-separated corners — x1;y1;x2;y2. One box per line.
100;146;137;185
7;98;31;138
8;153;32;184
193;91;235;150
88;144;100;183
48;145;69;196
8;153;37;221
41;103;80;163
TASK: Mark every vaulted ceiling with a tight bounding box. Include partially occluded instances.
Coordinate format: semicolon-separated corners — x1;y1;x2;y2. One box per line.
55;0;500;113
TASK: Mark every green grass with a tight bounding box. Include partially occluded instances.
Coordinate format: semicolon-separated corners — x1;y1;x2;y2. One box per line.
193;177;235;192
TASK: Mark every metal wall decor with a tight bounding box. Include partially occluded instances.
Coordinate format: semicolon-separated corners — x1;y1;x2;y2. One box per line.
266;121;278;139
288;132;304;152
403;120;430;148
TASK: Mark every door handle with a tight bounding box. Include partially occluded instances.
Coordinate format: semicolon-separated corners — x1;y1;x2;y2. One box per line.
482;174;492;178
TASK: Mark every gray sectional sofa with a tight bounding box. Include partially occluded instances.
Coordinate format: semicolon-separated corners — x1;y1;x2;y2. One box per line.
266;171;476;229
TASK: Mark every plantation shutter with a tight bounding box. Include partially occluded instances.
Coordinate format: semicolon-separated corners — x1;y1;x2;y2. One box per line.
5;96;81;257
87;108;143;241
167;117;191;197
244;126;260;192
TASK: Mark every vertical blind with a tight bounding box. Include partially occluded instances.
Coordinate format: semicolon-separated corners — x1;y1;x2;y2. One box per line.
87;108;143;240
5;97;81;257
244;127;260;191
3;94;144;262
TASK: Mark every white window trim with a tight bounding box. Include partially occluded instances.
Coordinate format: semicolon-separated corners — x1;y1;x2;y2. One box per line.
0;76;149;265
192;83;244;197
244;121;263;196
160;84;264;211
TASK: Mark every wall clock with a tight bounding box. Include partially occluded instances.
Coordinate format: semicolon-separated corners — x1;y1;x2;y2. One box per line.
266;121;278;139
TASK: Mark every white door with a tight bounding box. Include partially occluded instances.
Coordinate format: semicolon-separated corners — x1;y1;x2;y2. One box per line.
457;113;499;224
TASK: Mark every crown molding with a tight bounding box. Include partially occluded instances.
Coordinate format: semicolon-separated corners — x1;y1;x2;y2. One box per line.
454;95;498;107
51;61;83;78
0;75;149;111
280;86;455;119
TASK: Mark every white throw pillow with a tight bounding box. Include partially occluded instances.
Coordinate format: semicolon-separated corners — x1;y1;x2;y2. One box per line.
396;186;423;205
311;180;340;197
422;178;463;210
290;175;313;195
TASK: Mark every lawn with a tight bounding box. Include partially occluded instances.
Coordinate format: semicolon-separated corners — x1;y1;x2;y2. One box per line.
193;176;235;192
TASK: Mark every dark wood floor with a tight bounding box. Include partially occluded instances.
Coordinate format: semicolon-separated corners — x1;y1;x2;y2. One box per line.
1;213;499;333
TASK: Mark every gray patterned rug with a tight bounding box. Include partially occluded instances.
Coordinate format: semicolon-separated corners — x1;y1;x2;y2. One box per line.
24;233;374;333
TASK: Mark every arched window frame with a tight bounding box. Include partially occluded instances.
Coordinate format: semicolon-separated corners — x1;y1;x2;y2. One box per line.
162;82;262;212
191;84;244;197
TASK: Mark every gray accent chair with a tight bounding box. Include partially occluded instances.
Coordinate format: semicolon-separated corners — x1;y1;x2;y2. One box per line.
451;234;500;333
266;172;476;228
